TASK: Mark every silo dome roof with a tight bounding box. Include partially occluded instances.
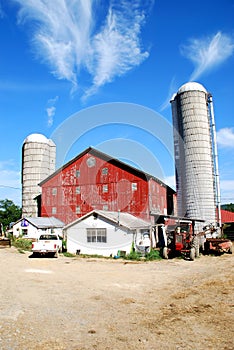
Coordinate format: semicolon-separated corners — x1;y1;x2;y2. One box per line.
24;133;50;144
178;82;207;94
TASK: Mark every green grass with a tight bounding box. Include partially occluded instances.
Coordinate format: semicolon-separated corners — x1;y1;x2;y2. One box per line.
62;252;76;257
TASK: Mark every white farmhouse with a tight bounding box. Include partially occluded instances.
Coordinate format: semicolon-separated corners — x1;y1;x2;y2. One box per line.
64;210;151;257
12;217;64;240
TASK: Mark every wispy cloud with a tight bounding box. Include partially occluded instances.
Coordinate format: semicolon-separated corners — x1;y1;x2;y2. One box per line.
12;0;153;99
217;127;234;148
181;31;234;80
159;76;177;111
46;96;59;127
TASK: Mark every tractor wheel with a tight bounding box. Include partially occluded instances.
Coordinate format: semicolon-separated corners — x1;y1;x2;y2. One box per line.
163;247;168;259
190;248;195;261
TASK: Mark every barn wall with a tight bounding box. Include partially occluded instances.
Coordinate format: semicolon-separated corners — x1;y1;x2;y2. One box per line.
41;151;151;224
148;178;167;215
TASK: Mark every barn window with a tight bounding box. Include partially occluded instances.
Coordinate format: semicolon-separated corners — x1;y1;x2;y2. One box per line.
102;184;108;193
103;204;108;211
76;206;81;214
52;188;57;195
86;156;96;167
87;228;107;243
76;186;81;194
52;207;57;214
76;170;80;177
132;182;137;191
102;167;108;175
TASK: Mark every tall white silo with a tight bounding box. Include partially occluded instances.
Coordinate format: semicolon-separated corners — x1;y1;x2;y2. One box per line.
170;82;218;231
22;133;56;217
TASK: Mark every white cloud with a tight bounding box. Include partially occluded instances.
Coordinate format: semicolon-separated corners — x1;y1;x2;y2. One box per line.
46;96;59;127
13;0;153;98
159;76;177;111
181;31;234;80
217;127;234;148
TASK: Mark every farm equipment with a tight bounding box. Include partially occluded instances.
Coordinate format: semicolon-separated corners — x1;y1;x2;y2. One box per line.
162;222;199;260
204;238;232;255
202;223;233;255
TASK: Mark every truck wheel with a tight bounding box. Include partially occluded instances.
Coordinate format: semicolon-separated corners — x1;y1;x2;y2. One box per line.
163;247;168;259
228;245;233;254
54;251;58;258
190;248;195;261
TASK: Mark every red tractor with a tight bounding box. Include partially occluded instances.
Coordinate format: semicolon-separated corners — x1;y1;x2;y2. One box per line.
162;222;198;260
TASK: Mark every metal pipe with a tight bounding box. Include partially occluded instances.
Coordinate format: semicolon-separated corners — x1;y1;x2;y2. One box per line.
208;94;222;228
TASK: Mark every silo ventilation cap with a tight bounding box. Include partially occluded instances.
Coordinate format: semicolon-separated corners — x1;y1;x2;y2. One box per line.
24;133;50;144
177;82;207;94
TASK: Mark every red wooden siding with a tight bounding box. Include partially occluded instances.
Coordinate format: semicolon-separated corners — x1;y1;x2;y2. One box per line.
148;178;167;215
41;149;171;224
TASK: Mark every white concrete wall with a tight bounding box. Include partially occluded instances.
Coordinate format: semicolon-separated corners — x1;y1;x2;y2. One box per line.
13;220;63;240
66;215;135;257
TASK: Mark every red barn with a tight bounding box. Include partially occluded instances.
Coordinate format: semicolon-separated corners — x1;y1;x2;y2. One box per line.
39;147;176;225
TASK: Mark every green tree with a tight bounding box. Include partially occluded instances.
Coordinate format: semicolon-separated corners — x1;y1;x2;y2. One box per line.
0;199;22;232
221;203;234;213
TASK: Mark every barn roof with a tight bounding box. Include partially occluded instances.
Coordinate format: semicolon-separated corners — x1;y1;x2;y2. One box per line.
221;209;234;223
64;210;151;231
39;146;175;192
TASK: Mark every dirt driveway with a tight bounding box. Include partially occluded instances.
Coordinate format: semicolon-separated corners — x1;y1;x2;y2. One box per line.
0;247;233;350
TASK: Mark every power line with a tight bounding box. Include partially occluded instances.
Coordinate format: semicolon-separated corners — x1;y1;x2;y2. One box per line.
0;185;21;190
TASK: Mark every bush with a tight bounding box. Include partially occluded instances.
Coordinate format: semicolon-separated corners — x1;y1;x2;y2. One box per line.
145;249;162;261
11;236;32;251
124;250;142;261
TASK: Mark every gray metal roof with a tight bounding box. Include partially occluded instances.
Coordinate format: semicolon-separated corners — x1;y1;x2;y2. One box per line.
64;210;151;230
23;217;65;229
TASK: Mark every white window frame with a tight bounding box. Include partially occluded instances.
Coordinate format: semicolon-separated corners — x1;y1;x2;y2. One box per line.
87;228;107;243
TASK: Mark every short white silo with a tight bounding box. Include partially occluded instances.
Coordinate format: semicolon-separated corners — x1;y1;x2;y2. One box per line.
171;82;218;231
22;133;56;217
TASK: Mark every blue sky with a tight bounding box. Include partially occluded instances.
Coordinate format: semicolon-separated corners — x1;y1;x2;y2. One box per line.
0;0;233;206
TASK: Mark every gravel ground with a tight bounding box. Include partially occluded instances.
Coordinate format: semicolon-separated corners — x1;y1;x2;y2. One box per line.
0;247;233;350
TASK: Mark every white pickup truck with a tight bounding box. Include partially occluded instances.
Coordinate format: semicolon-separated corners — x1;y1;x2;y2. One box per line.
32;234;62;257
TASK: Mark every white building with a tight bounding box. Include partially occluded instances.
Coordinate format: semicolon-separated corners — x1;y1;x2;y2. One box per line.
12;217;64;240
64;210;151;257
